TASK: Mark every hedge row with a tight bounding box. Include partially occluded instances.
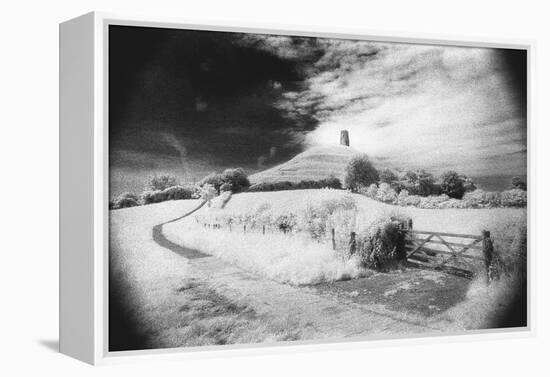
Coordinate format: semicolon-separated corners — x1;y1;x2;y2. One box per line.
248;177;342;192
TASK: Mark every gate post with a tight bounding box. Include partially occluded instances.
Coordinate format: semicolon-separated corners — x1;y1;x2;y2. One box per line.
331;228;336;250
482;230;495;284
349;232;357;255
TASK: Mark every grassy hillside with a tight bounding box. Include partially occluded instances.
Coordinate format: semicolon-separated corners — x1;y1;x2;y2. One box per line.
249;145;362;185
217;189;526;236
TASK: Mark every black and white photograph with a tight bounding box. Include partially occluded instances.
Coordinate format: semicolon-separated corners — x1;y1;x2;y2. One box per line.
108;25;527;352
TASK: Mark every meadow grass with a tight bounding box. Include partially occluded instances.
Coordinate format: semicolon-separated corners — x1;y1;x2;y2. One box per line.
110;200;315;349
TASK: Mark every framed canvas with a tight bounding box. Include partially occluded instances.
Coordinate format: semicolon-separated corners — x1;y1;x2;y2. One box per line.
59;12;533;365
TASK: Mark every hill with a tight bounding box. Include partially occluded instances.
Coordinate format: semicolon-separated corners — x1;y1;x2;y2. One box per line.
249;145;362;185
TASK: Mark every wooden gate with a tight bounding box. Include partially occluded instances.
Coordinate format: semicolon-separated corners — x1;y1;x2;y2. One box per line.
403;221;492;277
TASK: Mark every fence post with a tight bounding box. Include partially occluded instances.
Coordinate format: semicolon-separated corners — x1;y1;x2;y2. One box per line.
262;225;265;235
349;232;356;255
331;228;336;250
243;224;246;233
229;223;231;232
482;230;494;284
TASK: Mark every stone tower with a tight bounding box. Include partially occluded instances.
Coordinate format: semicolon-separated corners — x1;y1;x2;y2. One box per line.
340;130;350;147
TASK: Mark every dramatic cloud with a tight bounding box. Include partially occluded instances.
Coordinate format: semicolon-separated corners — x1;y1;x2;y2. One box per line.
268;40;527;177
109;26;526;197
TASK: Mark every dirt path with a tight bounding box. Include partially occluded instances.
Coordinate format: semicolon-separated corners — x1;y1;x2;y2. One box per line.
151;204;462;338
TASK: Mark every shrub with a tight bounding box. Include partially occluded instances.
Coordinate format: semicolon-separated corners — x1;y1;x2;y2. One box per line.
500;189;527;207
357;183;378;199
402;170;418;183
197;183;218;205
374;182;397;203
415;170;438;196
379;169;398;184
219;182;233;192
511;176;527;191
356;217;407;271
162;185;194;200
463;177;477;192
417;194;450;209
396;190;420;207
462;189;501;208
141;190;167;205
248;178;342;192
319;176;343;189
345;154;379;192
440;171;466;199
299;196;357;241
222;168;250;193
113;192;139;208
148;174;179;191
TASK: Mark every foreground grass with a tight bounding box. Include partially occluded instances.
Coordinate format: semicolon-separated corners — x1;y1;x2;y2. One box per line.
148;278;308;347
109;200;313;350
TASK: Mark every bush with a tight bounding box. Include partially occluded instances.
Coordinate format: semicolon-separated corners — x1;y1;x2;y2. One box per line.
440;171;466;199
511;176;527;191
462;189;501;208
141;190;167;205
356;217;407;271
248;177;342;192
500;189;527;207
113;192;139;209
415;170;438;196
162;185;194;200
358;183;378;199
299;196;357;241
219;182;233;192
379;169;398;184
463;177;477;192
417;194;450;209
345;154;379;192
374;182;398;203
148;175;179;191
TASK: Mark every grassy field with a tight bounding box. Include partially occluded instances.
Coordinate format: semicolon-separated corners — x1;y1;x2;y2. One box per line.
109;200;311;350
110;189;526;350
163;189;527;329
164;189;525;284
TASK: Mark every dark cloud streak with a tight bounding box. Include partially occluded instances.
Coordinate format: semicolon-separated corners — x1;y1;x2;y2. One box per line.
109;25;320;192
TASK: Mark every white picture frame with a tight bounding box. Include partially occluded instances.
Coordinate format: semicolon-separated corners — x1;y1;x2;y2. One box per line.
59;11;535;365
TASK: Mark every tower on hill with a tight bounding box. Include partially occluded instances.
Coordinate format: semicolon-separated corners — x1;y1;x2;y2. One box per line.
340;130;350;147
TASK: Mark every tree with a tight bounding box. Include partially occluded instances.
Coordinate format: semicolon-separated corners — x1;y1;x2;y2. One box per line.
379;169;398;184
415;170;436;196
222;168;250;192
463;176;477;192
198;183;217;206
345;154;379;192
148;174;178;191
198;172;225;193
440;171;466;199
511;176;527;191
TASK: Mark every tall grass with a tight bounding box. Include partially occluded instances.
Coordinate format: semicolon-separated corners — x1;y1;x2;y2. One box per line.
440;222;527;329
163;220;368;285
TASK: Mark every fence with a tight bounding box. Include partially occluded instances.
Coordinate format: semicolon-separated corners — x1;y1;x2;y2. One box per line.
195;217;495;279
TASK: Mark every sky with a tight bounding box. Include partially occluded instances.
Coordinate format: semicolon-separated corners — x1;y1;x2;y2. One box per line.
109;25;527;197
